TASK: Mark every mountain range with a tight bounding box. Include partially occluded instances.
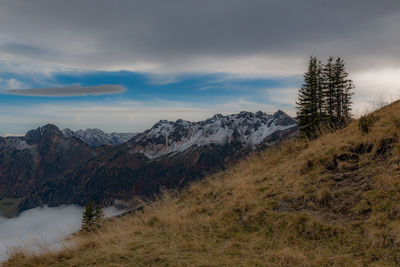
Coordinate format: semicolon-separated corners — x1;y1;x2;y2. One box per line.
0;110;297;215
62;128;137;147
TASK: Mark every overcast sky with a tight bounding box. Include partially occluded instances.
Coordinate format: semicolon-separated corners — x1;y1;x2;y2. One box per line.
0;0;400;135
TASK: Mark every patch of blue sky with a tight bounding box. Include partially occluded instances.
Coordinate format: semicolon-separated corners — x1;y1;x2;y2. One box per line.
0;70;301;107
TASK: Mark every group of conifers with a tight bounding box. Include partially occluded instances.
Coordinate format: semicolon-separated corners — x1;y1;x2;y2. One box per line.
296;56;354;138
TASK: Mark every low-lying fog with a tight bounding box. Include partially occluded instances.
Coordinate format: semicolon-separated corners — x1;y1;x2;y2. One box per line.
0;205;124;262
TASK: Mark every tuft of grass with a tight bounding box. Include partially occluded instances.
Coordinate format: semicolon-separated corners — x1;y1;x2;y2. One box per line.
359;114;378;134
5;100;400;266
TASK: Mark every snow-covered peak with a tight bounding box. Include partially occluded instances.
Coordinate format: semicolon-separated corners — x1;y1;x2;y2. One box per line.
130;110;297;159
62;128;136;147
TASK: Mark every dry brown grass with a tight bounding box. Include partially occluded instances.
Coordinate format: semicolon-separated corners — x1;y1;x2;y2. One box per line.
5;101;400;266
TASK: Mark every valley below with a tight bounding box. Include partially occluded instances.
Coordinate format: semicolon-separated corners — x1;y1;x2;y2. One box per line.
0;205;125;262
0;205;83;262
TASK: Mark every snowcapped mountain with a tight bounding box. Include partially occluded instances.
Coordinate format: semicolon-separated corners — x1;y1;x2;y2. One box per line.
128;110;297;159
20;110;298;210
1;109;298;213
62;128;136;147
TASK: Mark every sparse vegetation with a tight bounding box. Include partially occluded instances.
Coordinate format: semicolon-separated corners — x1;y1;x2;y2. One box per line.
5;101;400;266
359;114;378;134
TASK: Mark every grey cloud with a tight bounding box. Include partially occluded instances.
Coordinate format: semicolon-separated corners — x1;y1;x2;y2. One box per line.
1;42;51;57
0;0;399;73
4;84;126;97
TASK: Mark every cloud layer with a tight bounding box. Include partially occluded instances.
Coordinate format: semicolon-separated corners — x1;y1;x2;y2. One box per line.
0;205;125;262
0;1;399;75
0;205;83;262
4;84;126;97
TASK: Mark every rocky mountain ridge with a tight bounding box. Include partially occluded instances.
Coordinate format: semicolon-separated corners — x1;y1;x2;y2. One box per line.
62;128;137;147
0;110;298;214
128;110;296;159
0;124;100;199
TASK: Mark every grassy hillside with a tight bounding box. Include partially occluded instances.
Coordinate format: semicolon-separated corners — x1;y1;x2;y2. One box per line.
6;101;400;266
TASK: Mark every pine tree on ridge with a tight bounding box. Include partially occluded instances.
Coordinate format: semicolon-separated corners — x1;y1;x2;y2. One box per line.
296;56;354;138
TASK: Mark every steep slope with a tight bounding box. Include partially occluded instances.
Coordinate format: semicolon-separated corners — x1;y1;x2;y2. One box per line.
62;128;137;147
19;110;297;209
7;101;400;266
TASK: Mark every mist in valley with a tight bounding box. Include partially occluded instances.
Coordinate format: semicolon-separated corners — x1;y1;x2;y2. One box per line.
0;205;125;262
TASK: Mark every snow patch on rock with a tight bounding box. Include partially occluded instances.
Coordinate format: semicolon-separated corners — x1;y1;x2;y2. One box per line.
131;110;297;159
62;128;136;147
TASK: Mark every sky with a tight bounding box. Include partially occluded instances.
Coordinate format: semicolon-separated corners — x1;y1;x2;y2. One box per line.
0;0;400;135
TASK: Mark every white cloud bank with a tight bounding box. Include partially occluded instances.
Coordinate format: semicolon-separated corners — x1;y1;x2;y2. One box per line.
0;205;83;262
0;205;125;262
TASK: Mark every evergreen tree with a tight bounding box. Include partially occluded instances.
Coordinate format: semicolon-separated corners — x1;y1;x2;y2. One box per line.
333;58;345;125
333;57;354;124
94;205;105;227
316;59;325;117
296;56;321;137
81;201;104;233
315;59;326;125
323;56;335;122
343;81;354;121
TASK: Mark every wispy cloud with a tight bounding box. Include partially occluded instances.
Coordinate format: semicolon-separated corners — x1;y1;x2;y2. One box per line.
4;84;126;97
265;88;299;106
6;78;24;89
0;77;26;89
